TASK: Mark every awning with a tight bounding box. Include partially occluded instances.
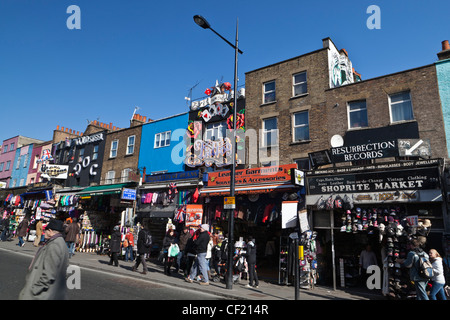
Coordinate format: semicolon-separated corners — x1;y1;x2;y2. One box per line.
200;183;297;197
77;183;134;198
137;204;177;218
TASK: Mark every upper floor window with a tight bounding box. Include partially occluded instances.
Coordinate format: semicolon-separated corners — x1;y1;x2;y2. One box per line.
293;111;310;141
105;170;115;184
10;143;14;152
23;154;28;168
3;145;7;153
5;161;11;171
262;117;278;147
121;168;133;183
110;140;119;158
293;72;307;96
92;145;99;161
0;162;4;172
155;131;171;148
389;91;414;123
127;136;135;155
16;156;21;169
205;121;227;141
263;81;276;104
348;100;368;129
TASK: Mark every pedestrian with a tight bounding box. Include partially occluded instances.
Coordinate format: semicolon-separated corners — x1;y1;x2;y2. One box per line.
162;229;177;276
17;216;30;247
205;234;214;277
64;218;79;257
18;219;69;300
184;236;196;278
185;224;210;285
428;249;447;300
108;225;121;267
245;237;259;288
34;219;43;247
124;228;135;262
398;239;430;300
0;214;10;241
176;226;191;273
132;225;151;274
359;244;377;285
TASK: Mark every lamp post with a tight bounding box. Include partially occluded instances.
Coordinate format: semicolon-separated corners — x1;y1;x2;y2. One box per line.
193;14;243;290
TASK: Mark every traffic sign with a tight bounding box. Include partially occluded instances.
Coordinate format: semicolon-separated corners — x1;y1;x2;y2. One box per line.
224;196;236;209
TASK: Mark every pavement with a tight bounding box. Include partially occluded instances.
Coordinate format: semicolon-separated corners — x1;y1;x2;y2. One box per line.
0;239;384;300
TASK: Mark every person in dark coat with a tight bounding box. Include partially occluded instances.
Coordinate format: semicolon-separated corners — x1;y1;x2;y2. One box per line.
176;226;191;273
245;237;259;288
0;214;10;241
162;229;177;276
17;216;30;247
132;225;151;275
108;226;121;267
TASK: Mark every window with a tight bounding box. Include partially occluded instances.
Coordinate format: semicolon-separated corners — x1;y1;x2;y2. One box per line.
78;148;85;162
263;81;276;104
295;158;311;170
10;143;14;152
293;72;307;96
92;145;99;161
262;118;278;147
105;171;115;184
110;140;119;158
11;179;17;188
293;111;310;141
0;162;3;171
23;154;28;168
3;145;7;153
154;131;171;148
389;91;414;122
16;156;21;169
205;121;227;141
33;155;39;169
30;177;35;185
348;100;368;129
19;179;24;187
5;161;11;171
127;136;135;155
121;168;133;183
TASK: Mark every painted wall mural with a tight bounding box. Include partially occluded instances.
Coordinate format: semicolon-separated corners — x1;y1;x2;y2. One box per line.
185;80;245;168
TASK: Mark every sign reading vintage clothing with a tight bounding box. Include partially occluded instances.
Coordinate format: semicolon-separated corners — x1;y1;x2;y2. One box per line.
307;167;440;195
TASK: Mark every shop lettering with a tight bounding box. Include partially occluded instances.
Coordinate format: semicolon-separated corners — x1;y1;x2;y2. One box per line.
75;133;104;146
331;140;396;162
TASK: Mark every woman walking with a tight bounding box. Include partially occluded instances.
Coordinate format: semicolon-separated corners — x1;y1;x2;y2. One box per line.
428;249;447;300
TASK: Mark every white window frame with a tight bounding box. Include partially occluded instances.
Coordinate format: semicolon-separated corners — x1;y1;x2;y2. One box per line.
23;154;28;168
154;131;171;148
348;100;368;129
110;140;119;158
389;91;414;123
121;168;133;183
292;111;310;142
126;135;136;155
105;170;115;184
263;80;276;104
5;161;11;171
205;121;227;141
16;156;21;169
262;117;278;147
10;143;14;152
293;72;307;97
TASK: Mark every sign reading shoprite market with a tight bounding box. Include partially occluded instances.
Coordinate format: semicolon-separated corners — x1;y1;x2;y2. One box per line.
330;140;398;163
307;167;440;195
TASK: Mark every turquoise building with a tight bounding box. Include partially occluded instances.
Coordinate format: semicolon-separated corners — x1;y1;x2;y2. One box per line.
9;144;34;188
436;40;450;158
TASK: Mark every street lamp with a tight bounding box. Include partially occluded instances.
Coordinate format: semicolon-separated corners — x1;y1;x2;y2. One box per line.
193;14;243;290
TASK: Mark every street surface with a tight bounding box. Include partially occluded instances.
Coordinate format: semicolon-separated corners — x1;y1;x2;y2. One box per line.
0;250;220;300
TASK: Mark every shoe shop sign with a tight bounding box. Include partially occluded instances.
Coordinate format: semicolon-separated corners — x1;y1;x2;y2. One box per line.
307;167;440;195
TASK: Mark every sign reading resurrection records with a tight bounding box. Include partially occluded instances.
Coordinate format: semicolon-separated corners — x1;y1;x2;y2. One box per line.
330;140;398;163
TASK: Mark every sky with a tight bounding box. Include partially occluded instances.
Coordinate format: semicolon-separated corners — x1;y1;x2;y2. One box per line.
0;0;449;145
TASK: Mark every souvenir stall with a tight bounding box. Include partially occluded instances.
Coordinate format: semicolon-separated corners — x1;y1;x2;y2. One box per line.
305;159;445;298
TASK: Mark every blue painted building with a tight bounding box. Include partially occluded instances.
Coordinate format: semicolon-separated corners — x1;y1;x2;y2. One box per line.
436;41;450;157
9;144;34;188
138;112;188;175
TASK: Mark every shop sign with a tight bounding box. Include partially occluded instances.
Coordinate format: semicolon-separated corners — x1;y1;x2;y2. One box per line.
223;196;236;209
185;204;203;227
74;132;104;146
145;170;199;184
330;140;398;163
291;169;305;186
40;164;69;180
398;139;432;157
307;167;440;195
406;215;419;227
207;164;297;187
121;188;136;201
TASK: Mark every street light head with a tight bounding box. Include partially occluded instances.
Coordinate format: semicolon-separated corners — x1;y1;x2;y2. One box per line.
193;15;210;29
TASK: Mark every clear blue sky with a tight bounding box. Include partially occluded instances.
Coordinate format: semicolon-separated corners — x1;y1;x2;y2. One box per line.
1;0;449;144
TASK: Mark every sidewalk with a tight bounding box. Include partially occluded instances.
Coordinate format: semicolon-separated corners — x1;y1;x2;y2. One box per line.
0;239;383;300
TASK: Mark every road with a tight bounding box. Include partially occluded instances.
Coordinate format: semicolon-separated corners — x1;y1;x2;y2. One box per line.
0;250;220;300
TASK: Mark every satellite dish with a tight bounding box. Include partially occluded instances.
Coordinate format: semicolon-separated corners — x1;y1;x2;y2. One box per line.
330;134;344;147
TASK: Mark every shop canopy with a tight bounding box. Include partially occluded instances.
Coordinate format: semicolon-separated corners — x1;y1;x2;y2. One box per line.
199;183;297;197
77;183;135;198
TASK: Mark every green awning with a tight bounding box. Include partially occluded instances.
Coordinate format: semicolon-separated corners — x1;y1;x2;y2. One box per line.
77;183;133;197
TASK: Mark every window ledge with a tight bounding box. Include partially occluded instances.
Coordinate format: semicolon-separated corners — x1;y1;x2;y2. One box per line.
289;93;309;100
290;140;311;146
260;101;277;107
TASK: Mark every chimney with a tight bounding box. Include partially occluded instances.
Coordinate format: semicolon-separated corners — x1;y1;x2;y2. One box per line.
56;125;60;131
437;40;450;61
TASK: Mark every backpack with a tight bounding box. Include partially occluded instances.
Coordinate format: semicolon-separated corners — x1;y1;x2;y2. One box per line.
416;250;434;280
334;195;343;209
325;195;334;210
143;231;153;248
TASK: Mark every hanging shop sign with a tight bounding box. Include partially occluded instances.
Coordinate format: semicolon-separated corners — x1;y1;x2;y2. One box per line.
207;163;297;187
185;204;203;227
307;167;440;195
291;169;305;186
330;140;398;163
40;164;69;180
121;188;137;201
308;150;332;168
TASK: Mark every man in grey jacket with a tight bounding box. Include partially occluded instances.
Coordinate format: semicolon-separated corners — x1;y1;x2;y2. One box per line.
19;219;69;300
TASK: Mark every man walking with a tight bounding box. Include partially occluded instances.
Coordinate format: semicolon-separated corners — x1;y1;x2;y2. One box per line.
185;224;210;285
132;225;151;274
65;218;79;257
19;219;69;300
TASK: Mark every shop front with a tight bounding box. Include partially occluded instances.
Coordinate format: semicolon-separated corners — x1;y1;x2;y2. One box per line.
199;163;305;282
305;159;445;299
